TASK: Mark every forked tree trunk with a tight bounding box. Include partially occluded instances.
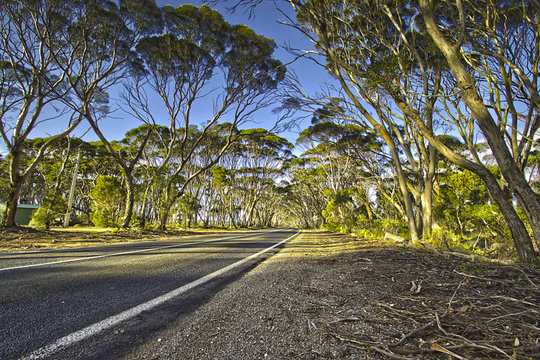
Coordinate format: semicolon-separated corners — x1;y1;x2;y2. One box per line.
420;0;540;251
396;94;538;264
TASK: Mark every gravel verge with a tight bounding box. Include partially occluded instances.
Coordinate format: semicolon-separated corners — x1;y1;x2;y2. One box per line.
121;231;540;360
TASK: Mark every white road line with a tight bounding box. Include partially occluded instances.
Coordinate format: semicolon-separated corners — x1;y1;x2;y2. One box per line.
20;230;300;360
0;231;276;272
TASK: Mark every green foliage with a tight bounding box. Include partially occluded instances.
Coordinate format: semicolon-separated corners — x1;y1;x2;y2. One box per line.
176;193;201;227
322;190;356;233
431;168;515;259
0;155;8;201
29;194;66;230
424;227;515;260
90;176;125;228
354;218;409;239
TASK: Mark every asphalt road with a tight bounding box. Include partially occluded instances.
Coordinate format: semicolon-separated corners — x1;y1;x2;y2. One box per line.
0;229;298;360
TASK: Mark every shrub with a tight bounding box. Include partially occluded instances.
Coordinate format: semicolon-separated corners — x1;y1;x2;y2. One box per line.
29;194;66;229
90;175;125;228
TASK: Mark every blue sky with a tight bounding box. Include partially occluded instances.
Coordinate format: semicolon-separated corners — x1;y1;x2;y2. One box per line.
77;0;329;146
0;1;330;156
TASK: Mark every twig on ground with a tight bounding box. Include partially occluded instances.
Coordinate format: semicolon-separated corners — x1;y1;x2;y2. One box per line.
325;316;361;325
516;268;539;288
431;343;467;360
487;310;534;322
388;318;438;347
435;313;513;359
453;270;507;284
447;279;465;312
372;302;427;318
330;332;376;347
492;295;539;308
370;345;415;360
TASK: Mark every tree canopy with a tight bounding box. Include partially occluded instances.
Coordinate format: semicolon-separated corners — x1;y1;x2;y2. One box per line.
1;0;539;265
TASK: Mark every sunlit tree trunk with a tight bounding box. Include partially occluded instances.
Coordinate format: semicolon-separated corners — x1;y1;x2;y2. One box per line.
422;146;437;238
420;0;540;250
121;173;135;229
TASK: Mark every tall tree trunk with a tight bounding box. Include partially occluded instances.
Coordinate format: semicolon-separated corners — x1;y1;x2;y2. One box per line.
246;198;260;228
481;169;537;265
138;185;151;228
422;145;437;238
158;205;170;231
64;150;81;228
331;65;419;243
158;186;172;231
1;179;22;227
121;172;134;229
420;0;540;250
229;196;236;228
1;147;24;228
389;143;420;244
396;96;537;264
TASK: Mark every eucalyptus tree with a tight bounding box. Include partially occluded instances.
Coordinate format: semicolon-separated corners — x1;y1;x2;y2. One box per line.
297;120;388;226
89;174;125;228
171;124;235;228
25;137;81;229
272;0;536;263
70;140;122;224
0;0;160;227
297;122;356;195
123;4;285;230
231;129;292;227
277;4;441;244
283;157;329;228
62;0;161;229
207;152;244;228
205;165;233;227
415;0;540;254
97;124;154;228
345;0;538;263
0;0;76;226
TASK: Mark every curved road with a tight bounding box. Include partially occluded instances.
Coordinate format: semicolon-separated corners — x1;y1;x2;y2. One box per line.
0;229;298;360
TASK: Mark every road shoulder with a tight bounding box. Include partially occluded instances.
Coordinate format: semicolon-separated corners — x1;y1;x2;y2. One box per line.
122;231;540;359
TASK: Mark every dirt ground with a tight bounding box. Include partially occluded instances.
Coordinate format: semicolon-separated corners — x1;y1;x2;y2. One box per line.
2;228;539;359
0;226;200;252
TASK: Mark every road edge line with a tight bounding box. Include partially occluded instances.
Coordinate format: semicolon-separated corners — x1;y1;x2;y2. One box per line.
1;231;279;272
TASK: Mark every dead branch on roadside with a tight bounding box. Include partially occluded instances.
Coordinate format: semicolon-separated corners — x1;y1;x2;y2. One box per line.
327;264;540;359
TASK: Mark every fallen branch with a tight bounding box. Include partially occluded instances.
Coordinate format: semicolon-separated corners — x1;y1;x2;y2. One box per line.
330;332;376;347
388;318;438;347
384;233;406;243
516;268;539;288
325;316;361;325
372;302;427;318
487;310;533;322
435;313;513;359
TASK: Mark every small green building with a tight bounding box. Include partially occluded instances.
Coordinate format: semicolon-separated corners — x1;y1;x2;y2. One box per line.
0;203;40;225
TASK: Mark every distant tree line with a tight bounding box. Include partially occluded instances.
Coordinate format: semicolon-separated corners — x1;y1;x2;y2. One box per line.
0;126;293;230
0;0;285;229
